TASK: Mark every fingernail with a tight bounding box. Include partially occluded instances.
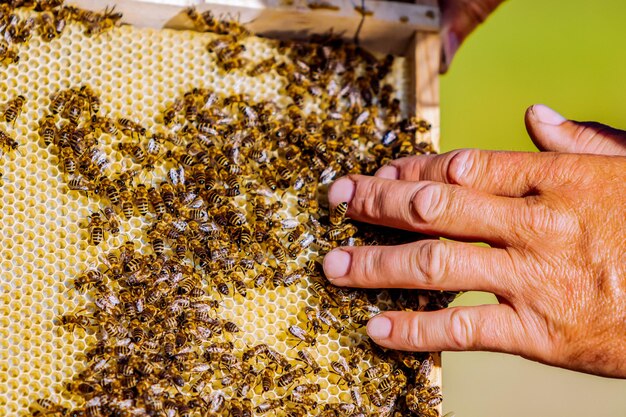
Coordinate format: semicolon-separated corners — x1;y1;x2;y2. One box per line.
375;165;398;180
323;249;351;280
328;177;355;207
442;31;459;72
367;315;392;339
531;104;567;126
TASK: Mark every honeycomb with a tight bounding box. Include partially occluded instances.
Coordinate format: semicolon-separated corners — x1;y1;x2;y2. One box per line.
0;12;440;417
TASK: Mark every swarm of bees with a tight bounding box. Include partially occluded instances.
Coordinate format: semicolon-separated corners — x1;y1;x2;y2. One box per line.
0;0;121;66
25;5;454;417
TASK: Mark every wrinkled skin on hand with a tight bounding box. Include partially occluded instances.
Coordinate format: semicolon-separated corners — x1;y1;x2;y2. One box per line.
323;105;626;378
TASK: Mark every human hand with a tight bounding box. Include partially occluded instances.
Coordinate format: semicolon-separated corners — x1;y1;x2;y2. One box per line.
323;105;626;377
440;0;506;73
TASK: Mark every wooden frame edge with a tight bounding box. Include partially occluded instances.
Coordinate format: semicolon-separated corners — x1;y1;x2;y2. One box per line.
408;31;441;152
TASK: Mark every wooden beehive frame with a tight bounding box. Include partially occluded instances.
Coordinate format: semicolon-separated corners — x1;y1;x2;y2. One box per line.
73;0;442;404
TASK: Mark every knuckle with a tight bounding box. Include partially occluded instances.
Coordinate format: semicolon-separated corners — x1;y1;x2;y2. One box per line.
410;183;445;224
446;149;479;185
525;203;552;232
521;200;578;239
400;315;422;349
353;176;384;219
357;248;382;286
415;241;446;287
449;309;476;350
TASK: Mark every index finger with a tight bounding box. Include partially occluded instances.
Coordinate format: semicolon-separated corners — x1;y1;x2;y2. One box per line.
375;149;555;197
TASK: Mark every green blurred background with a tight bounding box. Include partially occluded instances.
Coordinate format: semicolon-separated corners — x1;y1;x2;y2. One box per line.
439;0;626;415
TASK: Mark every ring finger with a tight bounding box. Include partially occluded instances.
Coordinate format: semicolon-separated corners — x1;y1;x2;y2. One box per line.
323;240;517;297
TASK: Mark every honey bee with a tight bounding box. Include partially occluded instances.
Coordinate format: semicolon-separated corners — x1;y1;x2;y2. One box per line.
59;146;76;174
100;251;123;281
350;385;364;408
276;367;305;388
229;399;253;417
118;183;135;219
68;176;95;193
231;275;247;298
116;118;146;139
364;362;392;380
190;371;214;394
145;186;165;215
317;307;345;333
249;269;268;289
224;320;240;333
288;324;316;347
0;129;19;156
2;94;25;125
325;223;358;241
73;267;103;292
379;368;408;393
304;306;322;333
158;181;175;208
296;349;321;374
247;57;277;77
7;16;35;44
0;39;19;65
83;5;122;36
330;357;354;386
266;236;286;262
32;399;68;416
78;85;100;115
241;343;268;362
284;224;304;243
236;369;258;397
49;90;71;115
220;56;247;72
363;382;384;407
117;141;146;163
296;194;319;214
184;6;207;30
100;206;120;235
64;95;86;125
204;390;227;414
281;268;306;287
255;398;284;414
38;11;57;41
60;311;91;331
293;383;321;396
330;202;348;226
287;234;314;258
132;183;149;215
147;229;165;255
286;393;317;409
162;98;184;126
319;161;343;185
95;177;119;205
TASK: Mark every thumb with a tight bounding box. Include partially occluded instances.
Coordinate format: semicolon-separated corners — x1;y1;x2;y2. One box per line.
525;104;626;156
440;0;505;73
